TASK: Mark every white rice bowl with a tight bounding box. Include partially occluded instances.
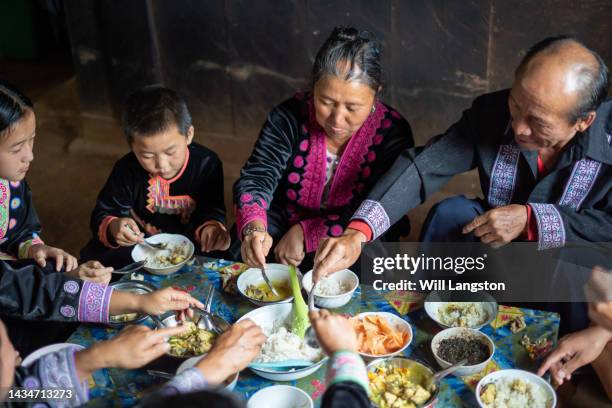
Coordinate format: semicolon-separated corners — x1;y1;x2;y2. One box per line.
237;303;327;381
476;369;556;408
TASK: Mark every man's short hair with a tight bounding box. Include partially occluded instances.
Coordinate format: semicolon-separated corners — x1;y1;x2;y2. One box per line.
515;35;610;123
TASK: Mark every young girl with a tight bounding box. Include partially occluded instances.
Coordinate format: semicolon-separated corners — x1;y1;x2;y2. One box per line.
0;81;110;282
81;85;230;268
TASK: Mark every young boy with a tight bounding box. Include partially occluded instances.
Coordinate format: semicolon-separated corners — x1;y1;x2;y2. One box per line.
81;85;230;267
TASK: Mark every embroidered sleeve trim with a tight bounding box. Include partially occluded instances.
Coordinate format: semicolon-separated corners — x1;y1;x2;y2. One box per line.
351;199;390;241
77;282;114;323
530;203;566;250
159;367;208;396
326;350;369;393
37;347;89;407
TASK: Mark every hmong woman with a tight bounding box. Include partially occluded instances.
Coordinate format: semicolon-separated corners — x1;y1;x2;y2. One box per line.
233;26;414;269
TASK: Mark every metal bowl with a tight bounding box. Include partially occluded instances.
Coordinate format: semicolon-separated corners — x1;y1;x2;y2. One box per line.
108;281;157;327
367;356;439;408
153;309;230;359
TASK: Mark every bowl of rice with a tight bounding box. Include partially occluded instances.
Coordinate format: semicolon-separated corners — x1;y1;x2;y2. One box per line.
424;291;497;330
237;303;327;381
302;269;359;309
476;369;556;408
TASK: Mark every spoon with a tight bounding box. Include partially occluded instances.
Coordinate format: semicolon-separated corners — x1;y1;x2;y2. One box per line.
113;260;147;274
261;265;279;297
195;285;215;328
430;358;469;385
304;280;320;349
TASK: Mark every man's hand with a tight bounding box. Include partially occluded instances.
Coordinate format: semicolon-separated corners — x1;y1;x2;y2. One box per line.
537;325;612;385
108;217;144;247
240;221;273;267
65;260;113;284
274;224;306;266
462;204;527;248
312;228;366;282
195;319;266;385
309;309;358;355
200;222;231;253
28;244;78;272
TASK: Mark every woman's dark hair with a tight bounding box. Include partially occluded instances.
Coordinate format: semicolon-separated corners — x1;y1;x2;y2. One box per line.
0;81;33;138
312;26;383;92
515;35;610;123
140;389;245;408
123;85;192;144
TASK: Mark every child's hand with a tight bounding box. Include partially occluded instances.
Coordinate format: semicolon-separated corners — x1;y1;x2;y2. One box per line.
28;244;78;272
109;217;144;246
309;309;358;355
65;260;113;284
200;223;231;252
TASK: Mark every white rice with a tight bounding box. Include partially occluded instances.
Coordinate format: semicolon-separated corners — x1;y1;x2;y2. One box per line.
314;277;348;296
481;377;551;408
255;326;322;363
438;302;488;328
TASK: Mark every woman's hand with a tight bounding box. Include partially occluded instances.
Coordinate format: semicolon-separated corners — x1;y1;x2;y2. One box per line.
74;325;188;379
538;325;612;385
200;222;231;253
65;261;113;284
108;217;144;247
274;224;305;266
309;309;358;355
109;286;204;318
137;287;204;316
28;244;78;272
195;319;266;385
240;221;273;267
313;228;366;282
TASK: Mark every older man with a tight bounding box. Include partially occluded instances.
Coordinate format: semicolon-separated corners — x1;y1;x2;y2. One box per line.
314;36;611;288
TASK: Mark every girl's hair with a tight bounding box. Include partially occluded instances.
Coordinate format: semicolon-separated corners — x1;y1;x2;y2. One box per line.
312;26;383;92
123;85;192;144
0;81;33;138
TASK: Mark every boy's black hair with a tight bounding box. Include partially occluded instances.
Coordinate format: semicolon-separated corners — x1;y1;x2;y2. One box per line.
0;81;33;138
123;85;192;144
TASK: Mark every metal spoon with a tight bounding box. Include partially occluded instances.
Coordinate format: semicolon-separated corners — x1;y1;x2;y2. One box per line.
304;280;320;349
430;358;469;385
113;260;147;274
195;285;215;328
261;265;280;297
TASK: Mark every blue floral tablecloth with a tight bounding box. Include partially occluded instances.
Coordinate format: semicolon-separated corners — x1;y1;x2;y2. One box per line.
68;259;560;407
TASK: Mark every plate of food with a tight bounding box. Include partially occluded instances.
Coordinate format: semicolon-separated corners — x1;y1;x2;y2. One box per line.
131;233;194;275
352;312;412;360
424;291;498;330
237;303;327;381
108;281;156;326
431;327;495;377
237;264;299;307
154;310;229;359
367;357;438;407
476;369;556;408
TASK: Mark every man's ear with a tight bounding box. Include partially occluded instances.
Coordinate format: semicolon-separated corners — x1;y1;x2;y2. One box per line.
576;111;597;133
186;126;194;145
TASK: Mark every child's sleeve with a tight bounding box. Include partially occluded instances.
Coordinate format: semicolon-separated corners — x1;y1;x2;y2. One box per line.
192;153;227;242
6;181;45;259
90;160;135;248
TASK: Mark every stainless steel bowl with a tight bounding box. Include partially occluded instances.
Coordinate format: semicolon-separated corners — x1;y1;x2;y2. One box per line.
153;309;230;359
108;280;157;327
367;356;439;408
